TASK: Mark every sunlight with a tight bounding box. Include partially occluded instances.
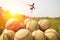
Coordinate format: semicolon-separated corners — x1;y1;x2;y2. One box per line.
6;2;30;16
9;4;26;15
10;10;16;15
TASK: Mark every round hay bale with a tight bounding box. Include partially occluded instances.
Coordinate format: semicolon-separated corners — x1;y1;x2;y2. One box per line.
14;29;33;40
32;30;46;40
26;20;39;32
2;30;15;40
24;18;33;25
38;19;50;31
5;18;18;27
5;18;25;32
45;29;58;36
45;29;58;40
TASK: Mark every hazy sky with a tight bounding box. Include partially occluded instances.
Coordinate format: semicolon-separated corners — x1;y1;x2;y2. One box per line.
0;0;60;17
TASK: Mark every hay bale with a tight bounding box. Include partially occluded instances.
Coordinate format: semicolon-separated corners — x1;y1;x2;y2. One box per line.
24;18;32;25
5;18;18;27
32;30;46;40
14;29;33;40
1;30;15;40
5;18;25;32
38;19;50;31
45;29;58;40
26;20;39;32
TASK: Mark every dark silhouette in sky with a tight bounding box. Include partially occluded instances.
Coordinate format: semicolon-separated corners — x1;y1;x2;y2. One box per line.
26;3;35;11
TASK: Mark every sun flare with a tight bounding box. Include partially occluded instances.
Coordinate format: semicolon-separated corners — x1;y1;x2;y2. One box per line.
10;10;16;15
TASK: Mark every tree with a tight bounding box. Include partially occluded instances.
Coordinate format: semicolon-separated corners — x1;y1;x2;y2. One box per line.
0;7;5;26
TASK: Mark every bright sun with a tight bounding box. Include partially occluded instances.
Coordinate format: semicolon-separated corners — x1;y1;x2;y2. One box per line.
10;10;16;15
9;4;28;16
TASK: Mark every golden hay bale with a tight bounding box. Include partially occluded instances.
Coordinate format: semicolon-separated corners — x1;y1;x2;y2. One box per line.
14;29;33;40
45;29;58;40
24;18;33;25
32;30;46;40
26;20;39;32
38;19;50;31
5;18;25;32
1;30;15;40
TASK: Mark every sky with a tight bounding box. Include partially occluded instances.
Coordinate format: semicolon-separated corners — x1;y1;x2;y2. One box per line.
0;0;60;17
